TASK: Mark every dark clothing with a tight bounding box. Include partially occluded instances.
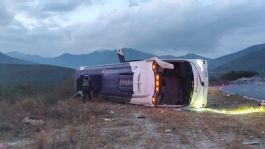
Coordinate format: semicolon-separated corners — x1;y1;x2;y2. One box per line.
90;75;102;97
93;90;100;97
82;86;91;103
82;76;92;103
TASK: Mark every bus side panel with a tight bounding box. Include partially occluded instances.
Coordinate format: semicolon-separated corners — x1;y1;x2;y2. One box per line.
101;70;120;96
101;63;134;102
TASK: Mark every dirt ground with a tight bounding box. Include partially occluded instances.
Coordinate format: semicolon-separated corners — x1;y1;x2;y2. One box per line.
0;88;265;149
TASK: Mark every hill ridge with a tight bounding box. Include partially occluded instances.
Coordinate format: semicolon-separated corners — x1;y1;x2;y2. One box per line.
0;52;33;64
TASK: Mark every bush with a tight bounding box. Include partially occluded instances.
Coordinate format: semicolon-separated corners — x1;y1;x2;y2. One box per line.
209;76;222;84
220;71;258;81
0;83;38;103
0;78;74;105
0;122;13;133
40;78;75;105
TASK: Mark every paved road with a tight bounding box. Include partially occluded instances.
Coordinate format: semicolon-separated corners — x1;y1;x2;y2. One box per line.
223;83;265;101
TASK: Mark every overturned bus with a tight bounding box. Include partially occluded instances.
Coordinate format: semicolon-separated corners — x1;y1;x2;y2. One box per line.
75;49;208;108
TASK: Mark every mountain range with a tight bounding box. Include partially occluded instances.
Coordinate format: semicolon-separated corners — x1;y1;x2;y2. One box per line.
2;44;265;73
0;64;74;88
6;48;210;68
211;44;265;72
0;52;33;64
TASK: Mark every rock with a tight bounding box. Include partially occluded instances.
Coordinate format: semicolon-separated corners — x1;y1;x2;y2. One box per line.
137;116;146;119
22;117;45;126
110;111;115;114
165;129;172;132
0;123;13;132
104;118;115;122
242;139;260;145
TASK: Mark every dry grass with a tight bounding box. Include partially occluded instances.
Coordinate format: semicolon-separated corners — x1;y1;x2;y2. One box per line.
0;97;147;148
0;88;265;149
208;87;260;109
145;88;265;148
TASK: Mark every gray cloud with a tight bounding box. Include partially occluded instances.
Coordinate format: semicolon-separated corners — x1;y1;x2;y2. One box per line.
129;0;140;7
0;2;12;26
1;0;265;58
58;0;265;57
40;0;92;12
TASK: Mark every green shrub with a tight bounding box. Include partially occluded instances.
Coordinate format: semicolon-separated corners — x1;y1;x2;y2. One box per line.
220;71;259;81
40;78;75;105
0;78;75;105
0;83;38;103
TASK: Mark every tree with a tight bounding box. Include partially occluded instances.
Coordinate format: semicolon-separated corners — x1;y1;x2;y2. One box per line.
220;71;258;81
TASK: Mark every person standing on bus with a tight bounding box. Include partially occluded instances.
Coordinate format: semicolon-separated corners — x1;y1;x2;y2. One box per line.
82;75;92;103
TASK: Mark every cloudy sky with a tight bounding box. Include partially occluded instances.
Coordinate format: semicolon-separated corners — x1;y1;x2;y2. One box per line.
0;0;265;58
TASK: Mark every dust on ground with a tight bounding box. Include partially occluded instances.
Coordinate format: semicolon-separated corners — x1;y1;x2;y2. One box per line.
0;88;265;149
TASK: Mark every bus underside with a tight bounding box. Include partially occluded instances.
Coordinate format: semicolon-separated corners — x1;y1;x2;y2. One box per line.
158;61;194;106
